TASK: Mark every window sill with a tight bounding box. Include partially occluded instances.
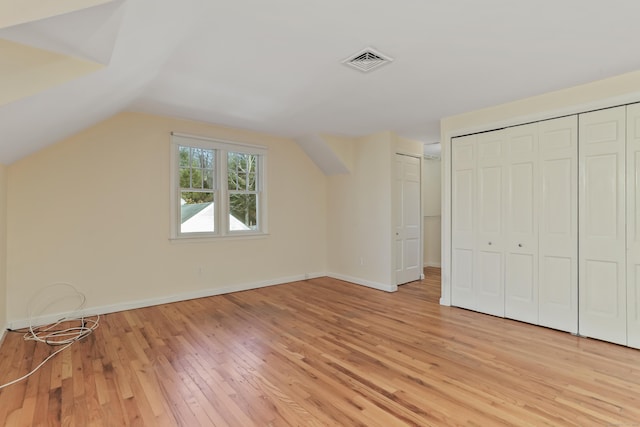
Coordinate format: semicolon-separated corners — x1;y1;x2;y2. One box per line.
169;232;269;244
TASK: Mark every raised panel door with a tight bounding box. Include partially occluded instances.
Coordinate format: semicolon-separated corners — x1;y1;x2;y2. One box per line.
505;123;539;324
579;106;627;345
395;154;422;285
538;116;578;333
627;103;640;348
451;135;477;309
475;130;506;316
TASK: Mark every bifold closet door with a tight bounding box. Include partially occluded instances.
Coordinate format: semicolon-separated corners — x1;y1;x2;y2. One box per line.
579;106;627;346
504;123;539;324
475;130;506;317
538;116;578;333
451;134;477;310
627;104;640;349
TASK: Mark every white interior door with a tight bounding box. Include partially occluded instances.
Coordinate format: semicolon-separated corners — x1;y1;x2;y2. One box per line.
627;103;640;349
395;154;422;285
451;135;477;309
579;106;627;345
537;116;578;333
475;130;506;317
505;123;539;324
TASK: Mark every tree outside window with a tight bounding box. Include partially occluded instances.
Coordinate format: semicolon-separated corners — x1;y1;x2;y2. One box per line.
227;152;258;230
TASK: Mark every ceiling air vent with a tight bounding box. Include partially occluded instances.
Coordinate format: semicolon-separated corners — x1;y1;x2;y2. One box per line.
342;47;393;73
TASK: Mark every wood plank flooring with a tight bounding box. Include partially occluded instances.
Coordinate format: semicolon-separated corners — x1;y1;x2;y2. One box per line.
1;268;640;426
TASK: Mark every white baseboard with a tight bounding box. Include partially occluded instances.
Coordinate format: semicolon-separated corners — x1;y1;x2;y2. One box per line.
7;274;315;330
425;262;442;268
7;272;397;329
327;273;396;293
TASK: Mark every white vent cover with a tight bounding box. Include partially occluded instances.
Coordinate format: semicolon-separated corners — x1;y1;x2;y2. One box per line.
342;47;393;73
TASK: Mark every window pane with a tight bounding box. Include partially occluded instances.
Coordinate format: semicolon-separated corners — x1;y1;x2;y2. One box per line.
180;191;214;233
203;169;214;189
229;193;257;231
193;148;214;169
179;168;191;188
227;152;240;190
179;146;190;167
247;171;256;191
191;168;203;189
227;152;258;191
228;152;258;191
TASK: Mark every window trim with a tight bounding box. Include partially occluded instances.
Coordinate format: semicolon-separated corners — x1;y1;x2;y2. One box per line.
170;132;267;240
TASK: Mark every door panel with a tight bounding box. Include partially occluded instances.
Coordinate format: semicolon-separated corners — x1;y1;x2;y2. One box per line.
540;256;572;306
509;163;534;233
584;260;620;317
505;123;539;323
475;131;506;316
395;154;422;285
585;154;619;238
538;116;578;333
542;159;572;235
478;251;502;296
452;248;475;308
454;170;474;233
627;103;640;348
579;106;627;345
452;135;477;309
506;254;535;299
478;167;503;234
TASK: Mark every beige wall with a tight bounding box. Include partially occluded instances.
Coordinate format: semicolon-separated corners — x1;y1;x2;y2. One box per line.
0;164;6;331
323;134;355;171
394;135;423;157
327;132;394;290
6;112;327;323
326;132;422;290
440;69;640;304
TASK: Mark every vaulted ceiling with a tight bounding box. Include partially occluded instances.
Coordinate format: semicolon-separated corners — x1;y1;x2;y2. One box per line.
2;0;640;164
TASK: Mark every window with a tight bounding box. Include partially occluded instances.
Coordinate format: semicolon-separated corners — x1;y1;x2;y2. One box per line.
171;133;266;238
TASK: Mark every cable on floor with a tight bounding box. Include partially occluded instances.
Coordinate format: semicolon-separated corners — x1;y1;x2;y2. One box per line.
0;283;99;390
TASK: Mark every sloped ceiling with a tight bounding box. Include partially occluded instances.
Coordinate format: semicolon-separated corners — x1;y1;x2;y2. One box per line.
2;0;640;164
0;0;124;107
0;39;103;106
0;0;125;65
0;0;115;28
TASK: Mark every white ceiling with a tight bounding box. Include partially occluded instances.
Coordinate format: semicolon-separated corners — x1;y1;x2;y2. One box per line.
2;0;640;163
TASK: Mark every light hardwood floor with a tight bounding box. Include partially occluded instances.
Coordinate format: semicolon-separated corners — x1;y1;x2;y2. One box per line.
1;268;640;426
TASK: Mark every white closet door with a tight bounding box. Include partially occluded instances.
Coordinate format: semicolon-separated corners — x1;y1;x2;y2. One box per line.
627;103;640;349
451;135;477;310
538;116;578;333
505;123;539;324
579;106;627;345
395;154;422;285
475;130;506;317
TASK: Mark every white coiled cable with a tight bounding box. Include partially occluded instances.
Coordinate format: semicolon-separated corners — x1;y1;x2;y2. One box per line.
0;283;99;390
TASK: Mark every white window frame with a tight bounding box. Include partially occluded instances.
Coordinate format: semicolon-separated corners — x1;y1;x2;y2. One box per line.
170;132;267;240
